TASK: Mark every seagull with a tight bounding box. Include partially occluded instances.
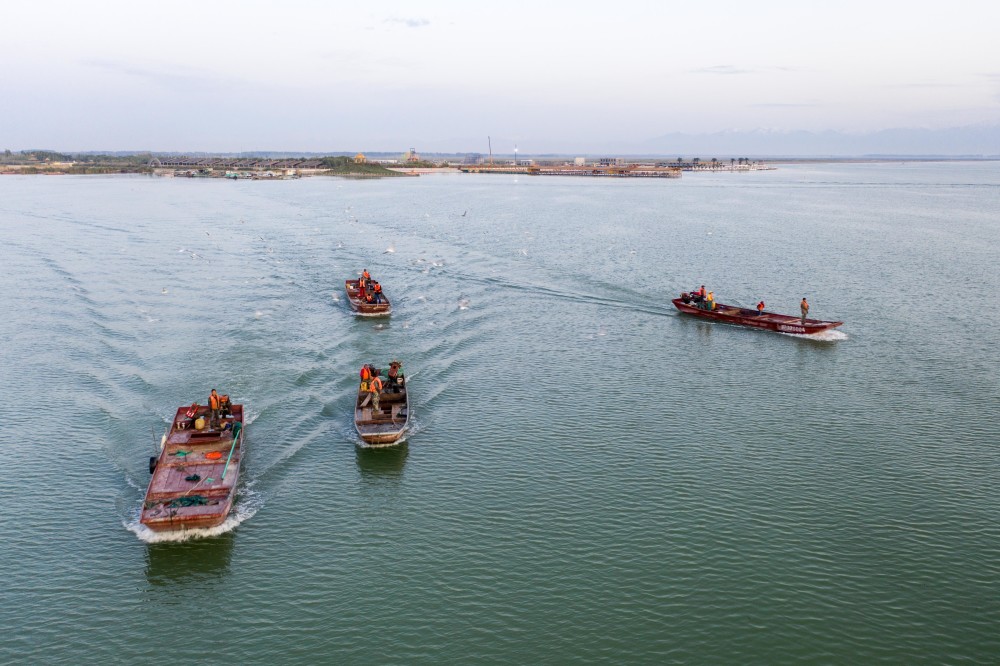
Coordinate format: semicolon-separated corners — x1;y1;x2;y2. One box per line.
461;210;467;217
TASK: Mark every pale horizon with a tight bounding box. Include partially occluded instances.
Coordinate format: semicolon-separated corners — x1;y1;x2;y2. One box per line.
3;0;999;155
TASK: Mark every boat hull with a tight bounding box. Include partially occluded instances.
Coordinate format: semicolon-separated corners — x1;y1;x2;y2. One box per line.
672;298;842;335
140;404;245;533
345;279;391;316
355;367;409;445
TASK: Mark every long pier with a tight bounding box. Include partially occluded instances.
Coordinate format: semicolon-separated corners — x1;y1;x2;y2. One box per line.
459;165;682;178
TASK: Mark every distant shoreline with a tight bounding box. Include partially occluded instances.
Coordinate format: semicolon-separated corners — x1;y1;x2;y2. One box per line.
2;155;996;178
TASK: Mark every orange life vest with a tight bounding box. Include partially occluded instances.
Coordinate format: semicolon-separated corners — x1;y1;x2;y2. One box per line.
369;377;383;393
361;366;372;380
209;393;220;410
362;270;370;279
373;283;382;293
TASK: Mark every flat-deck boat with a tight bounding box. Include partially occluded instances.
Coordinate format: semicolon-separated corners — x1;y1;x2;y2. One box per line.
355;363;409;445
141;403;245;532
672;294;843;335
345;279;391;316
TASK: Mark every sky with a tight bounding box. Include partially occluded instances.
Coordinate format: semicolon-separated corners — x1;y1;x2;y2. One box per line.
2;0;999;154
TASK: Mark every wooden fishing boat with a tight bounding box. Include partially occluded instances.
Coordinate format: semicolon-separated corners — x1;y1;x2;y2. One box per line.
141;403;245;532
672;294;843;335
345;278;391;316
355;363;409;445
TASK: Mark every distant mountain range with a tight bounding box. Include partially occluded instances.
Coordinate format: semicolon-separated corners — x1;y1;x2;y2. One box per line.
638;125;1000;158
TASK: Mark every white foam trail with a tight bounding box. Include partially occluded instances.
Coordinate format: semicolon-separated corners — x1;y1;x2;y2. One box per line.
781;329;848;342
355;436;407;449
807;329;848;342
124;489;263;543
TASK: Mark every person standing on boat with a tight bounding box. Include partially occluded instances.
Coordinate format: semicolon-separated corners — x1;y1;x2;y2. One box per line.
757;301;765;315
800;297;809;324
706;291;715;311
209;389;221;430
372;281;383;304
369;374;383;414
387;361;403;392
362;268;371;281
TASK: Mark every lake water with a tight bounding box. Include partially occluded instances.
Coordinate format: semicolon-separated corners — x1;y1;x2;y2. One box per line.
1;163;998;664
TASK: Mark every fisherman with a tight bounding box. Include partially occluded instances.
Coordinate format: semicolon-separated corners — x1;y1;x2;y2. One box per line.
372;281;383;303
369;374;384;414
360;364;372;392
219;394;233;417
757;300;765;316
358;275;366;294
800;297;809;324
362;268;371;281
706;291;715;311
387;360;403;392
693;285;706;304
208;389;221;430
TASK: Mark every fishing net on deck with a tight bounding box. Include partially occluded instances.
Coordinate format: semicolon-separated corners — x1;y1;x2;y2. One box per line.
168;496;208;508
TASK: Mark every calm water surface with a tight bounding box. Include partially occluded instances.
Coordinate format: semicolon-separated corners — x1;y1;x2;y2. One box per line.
1;163;998;664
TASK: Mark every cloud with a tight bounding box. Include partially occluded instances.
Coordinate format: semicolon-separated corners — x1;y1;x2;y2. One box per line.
691;65;754;75
748;102;821;108
888;82;965;89
384;17;430;28
82;58;245;93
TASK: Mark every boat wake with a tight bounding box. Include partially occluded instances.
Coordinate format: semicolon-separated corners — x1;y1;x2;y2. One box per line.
783;329;848;342
124;487;264;543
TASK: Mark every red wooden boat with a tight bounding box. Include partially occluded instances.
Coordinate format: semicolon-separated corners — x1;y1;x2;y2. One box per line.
141;403;245;532
345;278;391;316
355;362;410;446
672;294;843;335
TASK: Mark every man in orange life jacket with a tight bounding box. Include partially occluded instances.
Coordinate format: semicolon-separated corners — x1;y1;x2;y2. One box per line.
372;282;383;304
360;364;373;392
757;300;765;316
209;389;221;430
362;269;371;281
